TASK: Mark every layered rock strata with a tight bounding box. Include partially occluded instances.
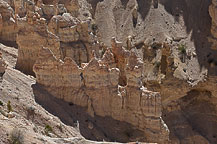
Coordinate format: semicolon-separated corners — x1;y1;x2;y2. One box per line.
48;13;100;66
209;0;217;50
33;39;170;143
15;0;99;74
2;0;216;143
0;0;17;44
15;7;60;75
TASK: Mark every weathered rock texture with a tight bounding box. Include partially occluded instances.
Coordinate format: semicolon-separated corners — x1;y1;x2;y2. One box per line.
209;0;217;50
15;15;60;75
33;38;169;143
0;52;6;74
48;13;100;66
0;0;17;45
0;0;217;143
15;0;100;75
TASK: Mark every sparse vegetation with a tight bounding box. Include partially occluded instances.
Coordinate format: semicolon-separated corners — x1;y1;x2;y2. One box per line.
0;100;3;106
178;44;187;63
7;100;12;113
9;128;24;144
178;44;187;54
44;124;53;136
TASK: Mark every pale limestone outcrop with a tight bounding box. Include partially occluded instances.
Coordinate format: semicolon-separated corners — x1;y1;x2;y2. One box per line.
0;52;6;74
48;12;100;66
33;48;88;106
48;13;79;42
1;0;215;143
33;39;170;143
0;0;17;43
16;7;60;75
14;0;100;74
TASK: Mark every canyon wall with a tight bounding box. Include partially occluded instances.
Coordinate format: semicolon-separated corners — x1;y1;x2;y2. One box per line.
0;0;217;143
0;0;17;45
14;1;171;142
209;0;217;50
15;0;100;75
33;39;170;143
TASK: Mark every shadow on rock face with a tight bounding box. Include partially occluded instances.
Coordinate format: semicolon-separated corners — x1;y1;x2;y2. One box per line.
0;40;18;48
120;0;129;9
162;89;217;144
32;83;147;143
137;0;152;20
86;0;104;18
180;90;217;144
160;0;217;76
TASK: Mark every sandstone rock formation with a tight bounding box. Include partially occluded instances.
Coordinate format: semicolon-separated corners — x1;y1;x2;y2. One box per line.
33;38;170;143
15;0;100;75
209;0;217;50
48;13;100;66
0;0;217;143
15;10;60;75
13;0;61;75
0;0;17;45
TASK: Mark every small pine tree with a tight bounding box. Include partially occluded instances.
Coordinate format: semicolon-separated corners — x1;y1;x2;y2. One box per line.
178;44;186;54
7;101;12;113
178;44;187;63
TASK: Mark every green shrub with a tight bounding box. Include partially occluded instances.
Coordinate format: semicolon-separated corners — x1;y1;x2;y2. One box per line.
7;101;12;112
178;44;186;54
44;125;53;136
9;128;24;144
0;100;3;106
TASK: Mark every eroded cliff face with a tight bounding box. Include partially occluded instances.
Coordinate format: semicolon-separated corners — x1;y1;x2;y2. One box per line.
0;0;17;46
15;14;60;75
15;0;101;75
33;38;169;143
0;0;217;143
209;0;217;50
